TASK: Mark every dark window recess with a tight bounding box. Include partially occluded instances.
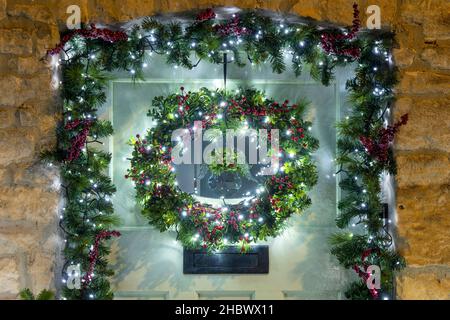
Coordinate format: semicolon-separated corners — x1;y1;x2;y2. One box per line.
183;246;269;274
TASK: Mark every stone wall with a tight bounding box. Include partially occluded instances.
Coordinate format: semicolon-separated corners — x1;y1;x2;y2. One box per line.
0;0;448;299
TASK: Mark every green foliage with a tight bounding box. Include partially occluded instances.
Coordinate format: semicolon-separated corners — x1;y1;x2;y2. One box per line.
19;289;55;300
332;31;405;299
126;88;318;251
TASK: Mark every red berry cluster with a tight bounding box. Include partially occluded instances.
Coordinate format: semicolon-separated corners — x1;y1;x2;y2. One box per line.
151;184;174;198
65;119;93;162
353;248;380;299
360;114;408;164
289;118;306;143
229;97;298;117
189;204;224;248
177;87;190;116
214;16;250;37
268;196;281;214
82;230;121;287
227;211;240;231
271;176;294;191
48;24;128;55
196;8;216;21
320;3;361;58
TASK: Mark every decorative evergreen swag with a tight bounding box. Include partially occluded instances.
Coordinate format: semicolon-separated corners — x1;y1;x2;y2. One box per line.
126;88;318;252
47;5;406;300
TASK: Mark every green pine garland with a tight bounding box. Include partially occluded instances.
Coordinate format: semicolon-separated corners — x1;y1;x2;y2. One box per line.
47;7;405;300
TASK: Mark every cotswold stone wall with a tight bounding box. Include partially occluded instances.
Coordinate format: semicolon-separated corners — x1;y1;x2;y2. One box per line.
0;0;448;299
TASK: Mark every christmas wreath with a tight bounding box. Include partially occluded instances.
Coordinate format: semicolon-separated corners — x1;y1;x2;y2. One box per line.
126;87;318;251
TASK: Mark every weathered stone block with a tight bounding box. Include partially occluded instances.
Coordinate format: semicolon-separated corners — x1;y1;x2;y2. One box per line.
394;97;450;153
393;48;416;68
396;151;450;188
17;56;47;75
7;3;53;24
397;185;450;265
0;186;58;225
0;167;12;186
0;28;32;55
399;0;450;41
397;71;450;95
0;76;22;105
421;47;450;70
0;54;17;73
13;163;60;191
396;266;450;300
0;107;15;128
0;0;6;21
18;104;36;127
0;256;20;295
0;129;35;166
27;252;55;293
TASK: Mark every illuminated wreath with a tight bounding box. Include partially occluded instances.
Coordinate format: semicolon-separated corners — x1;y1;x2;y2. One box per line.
126;87;318;251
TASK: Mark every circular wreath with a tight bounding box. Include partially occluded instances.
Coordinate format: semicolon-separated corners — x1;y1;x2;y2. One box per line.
126;87;318;251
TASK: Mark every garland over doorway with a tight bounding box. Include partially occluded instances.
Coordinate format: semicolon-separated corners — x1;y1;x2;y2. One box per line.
47;4;406;300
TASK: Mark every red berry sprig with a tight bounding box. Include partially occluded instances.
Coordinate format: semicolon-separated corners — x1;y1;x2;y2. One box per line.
360;114;408;164
353;248;380;299
65;119;93;162
48;24;128;55
82;230;121;288
196;8;216;22
320;3;361;58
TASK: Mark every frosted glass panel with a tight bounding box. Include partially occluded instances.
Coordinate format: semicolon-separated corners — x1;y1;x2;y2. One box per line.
100;54;355;299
